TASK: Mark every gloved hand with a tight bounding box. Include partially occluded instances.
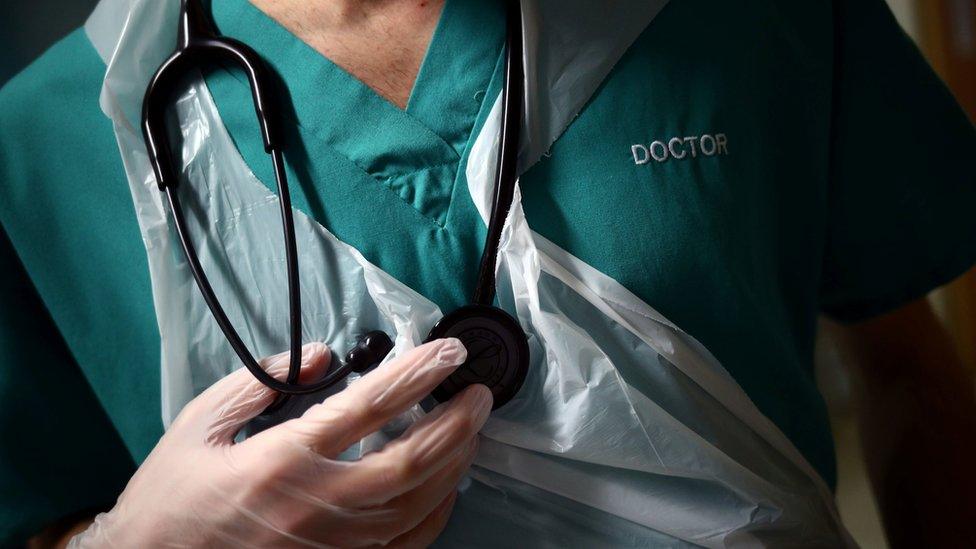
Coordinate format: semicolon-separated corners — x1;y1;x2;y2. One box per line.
69;338;491;548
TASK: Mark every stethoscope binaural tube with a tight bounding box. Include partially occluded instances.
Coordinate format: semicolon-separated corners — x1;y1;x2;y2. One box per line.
162;154;392;395
143;0;393;399
142;0;528;408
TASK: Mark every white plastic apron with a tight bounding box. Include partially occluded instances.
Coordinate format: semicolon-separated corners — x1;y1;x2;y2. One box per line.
85;0;854;546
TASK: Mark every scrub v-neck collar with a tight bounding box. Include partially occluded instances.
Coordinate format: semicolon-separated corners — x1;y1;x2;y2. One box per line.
209;0;506;225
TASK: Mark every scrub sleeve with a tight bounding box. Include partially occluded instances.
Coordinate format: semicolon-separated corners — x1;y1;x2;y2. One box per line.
0;31;140;546
0;231;135;545
820;0;976;320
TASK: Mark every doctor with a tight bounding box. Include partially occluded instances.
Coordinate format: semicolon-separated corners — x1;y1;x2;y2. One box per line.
1;0;975;547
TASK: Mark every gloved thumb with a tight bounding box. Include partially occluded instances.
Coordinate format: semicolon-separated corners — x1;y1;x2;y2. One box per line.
174;343;332;445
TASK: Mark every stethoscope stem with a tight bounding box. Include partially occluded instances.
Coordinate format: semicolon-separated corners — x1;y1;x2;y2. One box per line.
473;0;523;307
272;148;303;389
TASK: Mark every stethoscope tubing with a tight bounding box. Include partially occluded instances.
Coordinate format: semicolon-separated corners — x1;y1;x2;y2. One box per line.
473;0;523;307
164;151;353;395
148;0;524;398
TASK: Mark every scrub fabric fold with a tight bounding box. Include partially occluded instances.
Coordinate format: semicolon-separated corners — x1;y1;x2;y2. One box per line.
85;0;854;545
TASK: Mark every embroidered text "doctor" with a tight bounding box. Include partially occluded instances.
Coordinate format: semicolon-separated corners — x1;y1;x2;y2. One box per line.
631;134;729;164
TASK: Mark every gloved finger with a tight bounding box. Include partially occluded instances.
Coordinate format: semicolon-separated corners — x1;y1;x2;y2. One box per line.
382;491;458;549
278;338;468;457
330;384;491;506
177;343;331;445
231;436;475;547
317;434;478;546
380;435;478;531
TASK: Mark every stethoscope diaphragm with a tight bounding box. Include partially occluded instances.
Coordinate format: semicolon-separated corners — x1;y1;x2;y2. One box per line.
426;305;529;410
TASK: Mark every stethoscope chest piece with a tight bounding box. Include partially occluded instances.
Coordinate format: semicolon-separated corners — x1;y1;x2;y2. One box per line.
426;305;529;410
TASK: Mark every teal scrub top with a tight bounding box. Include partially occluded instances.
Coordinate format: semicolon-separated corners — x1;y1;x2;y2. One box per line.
2;0;975;544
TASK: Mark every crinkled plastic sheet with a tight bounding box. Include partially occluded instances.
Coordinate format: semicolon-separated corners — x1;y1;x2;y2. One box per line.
86;0;854;546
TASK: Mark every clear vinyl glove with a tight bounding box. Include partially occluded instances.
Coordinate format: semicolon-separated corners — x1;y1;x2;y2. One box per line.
69;338;492;548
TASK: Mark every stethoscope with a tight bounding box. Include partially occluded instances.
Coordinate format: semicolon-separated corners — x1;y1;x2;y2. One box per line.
142;0;528;409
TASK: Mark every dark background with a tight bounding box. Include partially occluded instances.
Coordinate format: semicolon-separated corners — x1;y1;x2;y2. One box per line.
0;0;99;86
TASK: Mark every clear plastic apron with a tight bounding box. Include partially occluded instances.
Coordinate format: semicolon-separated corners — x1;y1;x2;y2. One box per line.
85;0;854;546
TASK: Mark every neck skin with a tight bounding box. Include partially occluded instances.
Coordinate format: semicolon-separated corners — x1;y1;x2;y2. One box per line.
249;0;446;109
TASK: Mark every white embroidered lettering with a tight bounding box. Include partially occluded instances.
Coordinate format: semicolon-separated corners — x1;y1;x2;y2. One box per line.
700;134;717;156
631;144;650;165
716;133;729;155
668;138;686;160
649;141;669;162
630;132;729;165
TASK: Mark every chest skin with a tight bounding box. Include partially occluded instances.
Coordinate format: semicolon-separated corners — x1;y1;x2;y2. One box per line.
249;0;446;109
520;0;839;482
